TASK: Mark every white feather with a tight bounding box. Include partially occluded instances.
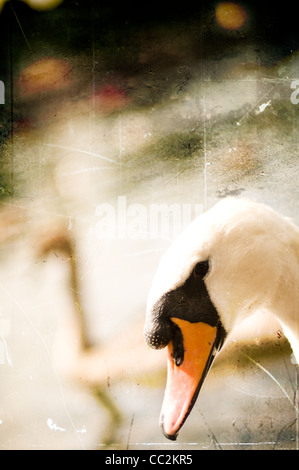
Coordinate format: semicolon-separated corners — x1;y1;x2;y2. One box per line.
146;198;299;361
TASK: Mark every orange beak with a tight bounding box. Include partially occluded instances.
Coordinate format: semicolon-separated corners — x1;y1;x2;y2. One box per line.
160;318;218;440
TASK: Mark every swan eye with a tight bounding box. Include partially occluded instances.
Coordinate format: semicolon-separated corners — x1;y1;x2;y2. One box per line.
194;260;209;278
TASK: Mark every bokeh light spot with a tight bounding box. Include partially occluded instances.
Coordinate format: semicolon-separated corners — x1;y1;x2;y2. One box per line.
215;2;247;31
18;57;72;97
20;0;63;11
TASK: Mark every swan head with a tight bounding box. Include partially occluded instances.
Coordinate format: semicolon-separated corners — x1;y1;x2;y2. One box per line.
144;197;298;440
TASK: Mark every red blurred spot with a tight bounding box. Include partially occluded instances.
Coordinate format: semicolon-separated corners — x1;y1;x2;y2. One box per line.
92;84;130;113
13;118;33;131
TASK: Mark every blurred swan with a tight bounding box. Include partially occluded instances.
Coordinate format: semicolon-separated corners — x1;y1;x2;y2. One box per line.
35;219;164;446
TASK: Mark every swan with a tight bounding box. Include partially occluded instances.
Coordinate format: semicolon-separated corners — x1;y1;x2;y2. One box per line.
144;197;299;441
35;218;165;447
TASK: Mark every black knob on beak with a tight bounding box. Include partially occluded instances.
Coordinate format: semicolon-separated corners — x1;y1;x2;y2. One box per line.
144;318;172;350
144;317;185;366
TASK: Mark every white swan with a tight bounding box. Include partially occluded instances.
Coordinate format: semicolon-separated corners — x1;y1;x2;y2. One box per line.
144;198;299;440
